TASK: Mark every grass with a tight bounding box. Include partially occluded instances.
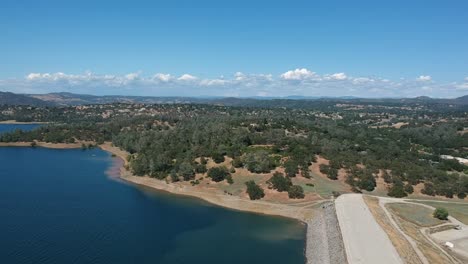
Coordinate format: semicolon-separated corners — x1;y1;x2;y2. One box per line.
413;201;468;225
219;171;264;196
387;203;444;227
308;172;349;198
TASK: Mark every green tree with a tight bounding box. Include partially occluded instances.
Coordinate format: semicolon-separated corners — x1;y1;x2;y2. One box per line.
245;180;265;200
433;208;449;220
244;151;276;173
178;162;195;181
195;163;207;173
232;156;244;168
267;172;292;192
207;166;230;182
288;185;305;199
212;152;225;163
284;159;299;177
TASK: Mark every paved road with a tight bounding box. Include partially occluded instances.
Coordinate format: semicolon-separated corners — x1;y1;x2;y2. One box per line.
335;194;402;264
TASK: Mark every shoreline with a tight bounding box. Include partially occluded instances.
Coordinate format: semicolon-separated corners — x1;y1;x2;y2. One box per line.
0;141;325;264
0;141;318;222
99;142;319;222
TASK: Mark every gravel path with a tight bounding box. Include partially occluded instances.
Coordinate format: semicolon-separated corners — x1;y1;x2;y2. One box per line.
306;201;347;264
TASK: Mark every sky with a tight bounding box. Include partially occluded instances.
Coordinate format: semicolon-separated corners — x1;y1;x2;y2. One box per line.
1;0;468;98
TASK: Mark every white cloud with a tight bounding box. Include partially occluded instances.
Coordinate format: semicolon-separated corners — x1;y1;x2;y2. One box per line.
1;70;465;98
417;75;432;81
456;83;468;90
125;73;139;81
26;73;42;80
152;73;172;82
352;77;374;84
178;74;198;81
330;72;348;81
280;68;317;80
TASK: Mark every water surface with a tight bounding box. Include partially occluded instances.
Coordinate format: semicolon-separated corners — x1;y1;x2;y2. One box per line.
0;146;305;264
0;123;41;134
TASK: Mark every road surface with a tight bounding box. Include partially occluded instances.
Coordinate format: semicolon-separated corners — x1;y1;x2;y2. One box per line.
335;194;402;264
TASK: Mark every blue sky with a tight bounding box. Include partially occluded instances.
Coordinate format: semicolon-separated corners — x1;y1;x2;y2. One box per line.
1;0;468;97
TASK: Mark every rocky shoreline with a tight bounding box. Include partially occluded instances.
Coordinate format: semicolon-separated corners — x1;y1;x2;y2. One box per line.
306;201;347;264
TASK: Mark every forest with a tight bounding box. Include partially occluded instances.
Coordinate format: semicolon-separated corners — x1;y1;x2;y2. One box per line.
1;100;467;199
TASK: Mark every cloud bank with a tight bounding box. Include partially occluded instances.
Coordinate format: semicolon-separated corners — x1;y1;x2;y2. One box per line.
1;69;466;98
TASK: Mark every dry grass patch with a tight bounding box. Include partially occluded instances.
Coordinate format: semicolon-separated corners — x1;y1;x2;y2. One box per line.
413;201;468;225
387;203;445;227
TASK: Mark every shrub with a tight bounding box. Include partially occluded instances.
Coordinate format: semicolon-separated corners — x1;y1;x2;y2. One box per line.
388;180;407;198
207;166;230;182
458;192;467;199
232;157;243;168
195;163;207;173
433;207;449;220
212;152;225;163
244;151;276;173
267;172;292;192
226;175;234;184
284;160;299;177
319;164;338;180
178;162;195;181
404;183;414;194
288;185;305;199
245;180;265;200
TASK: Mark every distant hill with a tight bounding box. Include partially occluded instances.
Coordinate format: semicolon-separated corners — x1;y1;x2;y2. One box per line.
1;90;467;107
0;91;53;106
455;95;468;104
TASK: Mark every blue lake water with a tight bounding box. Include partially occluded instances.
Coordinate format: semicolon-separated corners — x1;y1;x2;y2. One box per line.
0;123;41;134
0;125;305;264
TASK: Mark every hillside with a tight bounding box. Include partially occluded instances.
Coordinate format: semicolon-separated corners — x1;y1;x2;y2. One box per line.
0;91;53;106
1;90;468;107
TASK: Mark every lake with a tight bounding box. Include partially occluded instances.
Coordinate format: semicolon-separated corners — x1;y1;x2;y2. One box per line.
0;123;41;134
0;125;306;264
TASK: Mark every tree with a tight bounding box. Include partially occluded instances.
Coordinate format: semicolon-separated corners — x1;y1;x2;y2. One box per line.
319;164;338;180
226;175;234;184
387;181;407;198
207;166;230;182
212;152;225;163
458;192;467;199
288;185;305;199
232;156;243;168
433;207;449;220
267;172;292;192
195;163;207;173
245;180;265;200
404;183;414;194
244;151;276;173
170;171;180;182
178;162;195;181
284;159;299;177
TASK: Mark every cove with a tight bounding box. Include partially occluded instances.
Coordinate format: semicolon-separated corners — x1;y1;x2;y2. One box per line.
0;145;305;263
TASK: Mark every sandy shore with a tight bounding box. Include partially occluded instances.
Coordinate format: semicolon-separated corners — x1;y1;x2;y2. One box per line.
0;120;49;124
99;142;318;222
